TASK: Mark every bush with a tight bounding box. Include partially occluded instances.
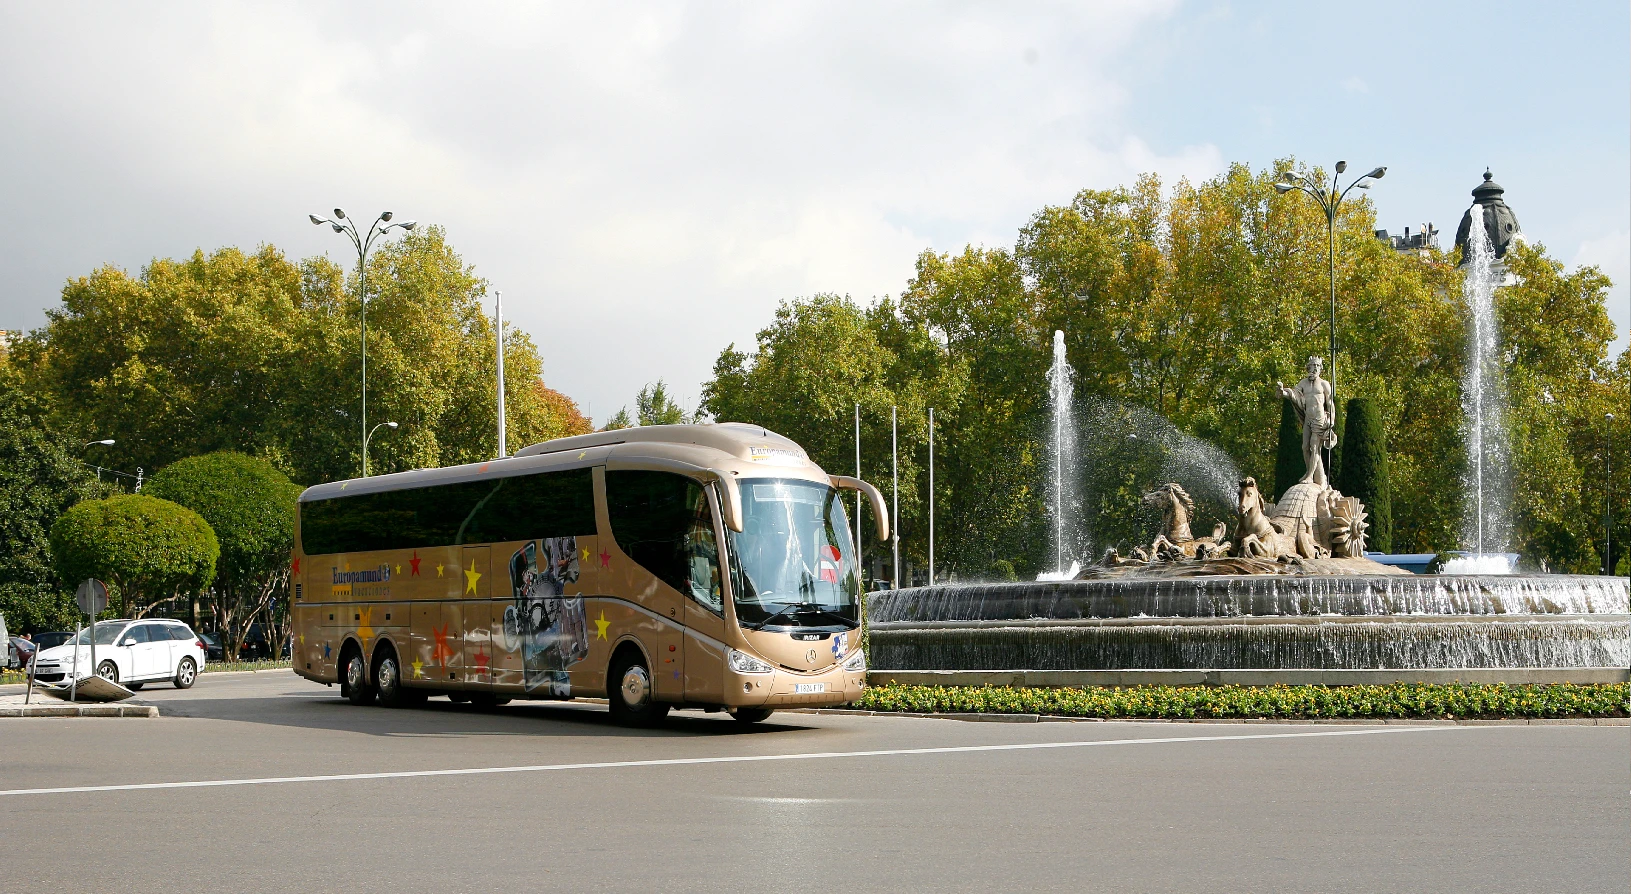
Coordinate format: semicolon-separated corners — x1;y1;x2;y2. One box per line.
858;683;1628;719
1273;397;1302;502
49;494;219;617
1335;397;1392;553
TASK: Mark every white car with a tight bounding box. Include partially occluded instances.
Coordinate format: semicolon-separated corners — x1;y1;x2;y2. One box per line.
31;619;205;690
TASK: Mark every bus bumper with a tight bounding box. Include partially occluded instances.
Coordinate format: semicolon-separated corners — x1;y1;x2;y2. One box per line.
726;662;866;709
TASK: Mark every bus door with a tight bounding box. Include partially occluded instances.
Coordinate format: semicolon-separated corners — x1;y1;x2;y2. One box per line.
459;546;492;687
683;487;728;702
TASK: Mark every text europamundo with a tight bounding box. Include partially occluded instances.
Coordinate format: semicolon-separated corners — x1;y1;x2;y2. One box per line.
332;565;391;584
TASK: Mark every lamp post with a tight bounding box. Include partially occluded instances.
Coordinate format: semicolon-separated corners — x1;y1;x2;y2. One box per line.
308;209;416;477
1274;161;1386;400
363;422;399;475
82;438;115;482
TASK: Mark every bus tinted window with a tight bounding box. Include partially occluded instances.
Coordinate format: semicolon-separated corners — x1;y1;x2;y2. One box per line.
301;468;594;555
606;471;715;599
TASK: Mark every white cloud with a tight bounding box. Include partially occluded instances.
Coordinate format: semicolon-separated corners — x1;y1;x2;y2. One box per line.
0;1;1223;426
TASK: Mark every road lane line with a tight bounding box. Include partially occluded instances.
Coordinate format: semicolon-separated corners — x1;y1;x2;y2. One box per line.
0;725;1466;797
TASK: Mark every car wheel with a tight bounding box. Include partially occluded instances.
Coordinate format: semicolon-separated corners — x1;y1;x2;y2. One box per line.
126;682;145;691
96;660;119;685
173;657;197;689
344;652;375;706
375;651;409;708
731;708;774;724
607;651;669;727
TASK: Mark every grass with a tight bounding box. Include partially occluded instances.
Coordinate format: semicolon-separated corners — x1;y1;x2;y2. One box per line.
858;682;1631;720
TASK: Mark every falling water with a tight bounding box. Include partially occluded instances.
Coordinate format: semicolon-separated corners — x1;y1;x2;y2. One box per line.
1460;206;1512;561
1046;330;1077;576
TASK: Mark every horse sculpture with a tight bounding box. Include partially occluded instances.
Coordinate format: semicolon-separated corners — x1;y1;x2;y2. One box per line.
1145;483;1230;560
1232;477;1322;560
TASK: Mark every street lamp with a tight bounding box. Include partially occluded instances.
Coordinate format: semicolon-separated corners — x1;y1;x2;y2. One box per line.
1274;161;1386;400
309;209;417;478
82;438;115;482
363;422;399;477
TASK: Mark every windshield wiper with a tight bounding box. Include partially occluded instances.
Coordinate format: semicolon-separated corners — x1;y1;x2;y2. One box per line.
746;602;855;630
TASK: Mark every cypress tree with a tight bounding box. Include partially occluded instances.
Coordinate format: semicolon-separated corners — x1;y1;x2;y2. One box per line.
1334;397;1392;553
1273;398;1303;502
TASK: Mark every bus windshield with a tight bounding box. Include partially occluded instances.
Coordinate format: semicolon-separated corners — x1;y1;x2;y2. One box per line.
728;478;860;629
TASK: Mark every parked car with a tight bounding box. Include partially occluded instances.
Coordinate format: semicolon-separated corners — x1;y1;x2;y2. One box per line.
32;631;74;651
30;619;206;690
197;631;226;662
9;636;37;670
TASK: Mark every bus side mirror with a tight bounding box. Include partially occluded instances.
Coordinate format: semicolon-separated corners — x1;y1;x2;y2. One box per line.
706;469;745;534
829;475;890;542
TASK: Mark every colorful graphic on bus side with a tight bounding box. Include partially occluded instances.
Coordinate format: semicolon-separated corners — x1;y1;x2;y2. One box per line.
505;536;589;696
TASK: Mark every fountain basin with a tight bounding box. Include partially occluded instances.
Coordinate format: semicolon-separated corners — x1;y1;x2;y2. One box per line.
864;576;1630;685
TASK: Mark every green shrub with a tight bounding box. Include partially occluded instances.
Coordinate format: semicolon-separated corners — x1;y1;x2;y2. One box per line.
1273;397;1302;502
858;683;1628;719
49;494;219;618
1334;397;1392;553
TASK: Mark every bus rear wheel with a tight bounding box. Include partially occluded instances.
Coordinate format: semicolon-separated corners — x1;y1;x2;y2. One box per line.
374;650;410;708
344;650;375;706
731;708;774;724
608;652;669;727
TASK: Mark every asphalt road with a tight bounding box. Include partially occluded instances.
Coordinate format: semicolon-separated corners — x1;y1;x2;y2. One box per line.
0;671;1624;893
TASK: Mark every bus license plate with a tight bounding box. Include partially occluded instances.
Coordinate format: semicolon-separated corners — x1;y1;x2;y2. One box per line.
794;683;826;694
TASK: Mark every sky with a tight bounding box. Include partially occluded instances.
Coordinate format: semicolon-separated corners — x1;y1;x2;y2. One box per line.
2;1;1626;427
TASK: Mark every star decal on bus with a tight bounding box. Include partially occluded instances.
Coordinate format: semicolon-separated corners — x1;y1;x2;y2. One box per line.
432;625;453;664
599;550;610;569
291;556;300;575
411;658;424;679
356;608;373;640
473;648;490;675
464;566;482;595
410;551;421;575
436;564;445;577
594;611;610;640
322;642;331;658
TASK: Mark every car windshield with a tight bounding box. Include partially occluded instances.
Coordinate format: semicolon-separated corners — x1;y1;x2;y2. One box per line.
68;624;126;646
728;478;859;629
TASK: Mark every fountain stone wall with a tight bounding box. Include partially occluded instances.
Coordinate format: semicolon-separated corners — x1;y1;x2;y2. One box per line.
864;575;1630;686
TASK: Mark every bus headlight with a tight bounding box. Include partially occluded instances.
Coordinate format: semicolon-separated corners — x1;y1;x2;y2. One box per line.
842;650;866;672
727;649;774;674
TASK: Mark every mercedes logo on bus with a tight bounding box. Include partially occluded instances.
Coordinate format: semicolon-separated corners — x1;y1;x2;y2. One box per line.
807;649;818;663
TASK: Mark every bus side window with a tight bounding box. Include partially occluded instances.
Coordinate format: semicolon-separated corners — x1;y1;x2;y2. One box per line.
606;471;721;611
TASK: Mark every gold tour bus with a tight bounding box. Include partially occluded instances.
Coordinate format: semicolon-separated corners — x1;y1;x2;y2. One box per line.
291;423;888;725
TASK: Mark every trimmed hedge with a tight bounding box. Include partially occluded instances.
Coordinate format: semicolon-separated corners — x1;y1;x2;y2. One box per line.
858;683;1629;719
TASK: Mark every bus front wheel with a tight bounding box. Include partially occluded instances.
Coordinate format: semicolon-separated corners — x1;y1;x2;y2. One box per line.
732;708;774;724
608;652;669;727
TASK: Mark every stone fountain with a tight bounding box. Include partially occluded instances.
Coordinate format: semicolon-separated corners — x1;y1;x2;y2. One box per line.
866;351;1629;686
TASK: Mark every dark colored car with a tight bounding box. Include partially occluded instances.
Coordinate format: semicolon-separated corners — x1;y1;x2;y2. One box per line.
197;631;226;662
32;631;74;651
9;636;37;670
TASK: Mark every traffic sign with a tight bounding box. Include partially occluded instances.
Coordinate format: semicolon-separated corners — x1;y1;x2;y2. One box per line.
75;579;108;616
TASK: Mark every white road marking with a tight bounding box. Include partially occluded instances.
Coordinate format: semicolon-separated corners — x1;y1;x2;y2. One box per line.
0;726;1466;798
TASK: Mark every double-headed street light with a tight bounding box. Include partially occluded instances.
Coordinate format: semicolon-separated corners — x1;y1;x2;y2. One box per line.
309;209;416;478
1274;161;1386;399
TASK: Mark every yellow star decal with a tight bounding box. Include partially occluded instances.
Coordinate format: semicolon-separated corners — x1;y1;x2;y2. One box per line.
581;547;590;562
464;566;482;595
411;658;424;679
436;564;445;577
578;451;586;459
356;607;374;640
298;633;305;646
395;565;401;575
594;610;610;640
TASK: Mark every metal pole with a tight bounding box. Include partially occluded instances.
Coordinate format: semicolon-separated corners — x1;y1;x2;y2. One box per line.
928;406;935;585
89;613;97;687
1328;205;1337;396
891;406;899;589
360;247;369;478
1607;423;1614;575
496;290;507;459
854;403;862;582
69;623;81;702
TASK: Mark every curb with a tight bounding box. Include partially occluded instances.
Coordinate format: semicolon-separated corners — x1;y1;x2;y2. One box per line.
0;704;159;718
783;708;1627;726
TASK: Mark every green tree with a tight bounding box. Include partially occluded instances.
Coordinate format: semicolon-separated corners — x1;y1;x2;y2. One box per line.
0;367;112;631
1334;397;1392;552
1273;398;1303;502
50;495;219;618
144;452;302;656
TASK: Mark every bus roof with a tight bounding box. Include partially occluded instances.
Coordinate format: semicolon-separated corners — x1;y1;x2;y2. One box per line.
298;423;825;503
